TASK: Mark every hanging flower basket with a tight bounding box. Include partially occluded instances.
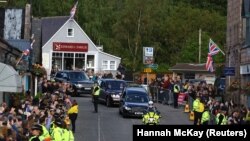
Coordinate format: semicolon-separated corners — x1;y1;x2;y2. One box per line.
242;82;250;96
31;63;47;77
228;80;240;92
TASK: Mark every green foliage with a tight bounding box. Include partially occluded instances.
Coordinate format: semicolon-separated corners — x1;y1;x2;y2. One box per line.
3;0;227;72
35;92;43;99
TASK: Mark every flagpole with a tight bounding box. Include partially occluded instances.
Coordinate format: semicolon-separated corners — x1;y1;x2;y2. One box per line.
16;54;24;66
218;47;225;56
210;38;225;56
199;28;201;63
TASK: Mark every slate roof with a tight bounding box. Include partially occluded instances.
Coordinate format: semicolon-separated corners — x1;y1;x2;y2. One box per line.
169;63;207;72
6;39;30;51
41;16;69;46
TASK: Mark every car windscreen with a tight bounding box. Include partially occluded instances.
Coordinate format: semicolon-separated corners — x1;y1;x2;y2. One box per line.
68;72;88;81
107;81;126;90
125;94;149;103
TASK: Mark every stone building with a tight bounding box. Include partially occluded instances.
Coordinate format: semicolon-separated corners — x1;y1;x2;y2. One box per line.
227;0;250;107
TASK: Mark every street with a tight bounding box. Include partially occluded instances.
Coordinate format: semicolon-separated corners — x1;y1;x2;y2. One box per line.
73;95;192;141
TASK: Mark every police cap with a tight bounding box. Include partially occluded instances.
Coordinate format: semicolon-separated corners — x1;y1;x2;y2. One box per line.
31;124;43;133
54;119;63;127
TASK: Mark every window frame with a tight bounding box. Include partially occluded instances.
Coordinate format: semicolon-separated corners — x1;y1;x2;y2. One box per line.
67;28;74;37
101;60;116;70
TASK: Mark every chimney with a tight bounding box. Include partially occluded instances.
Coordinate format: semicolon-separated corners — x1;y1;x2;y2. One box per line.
24;4;31;40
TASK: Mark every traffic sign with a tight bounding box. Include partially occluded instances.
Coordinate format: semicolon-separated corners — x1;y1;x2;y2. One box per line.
144;68;152;73
224;67;235;76
147;64;158;69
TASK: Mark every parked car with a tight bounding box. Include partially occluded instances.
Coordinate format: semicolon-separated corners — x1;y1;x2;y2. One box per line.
119;87;150;118
54;70;94;96
98;79;127;107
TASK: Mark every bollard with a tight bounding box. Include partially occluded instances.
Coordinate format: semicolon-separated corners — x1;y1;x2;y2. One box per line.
189;111;194;121
184;103;190;113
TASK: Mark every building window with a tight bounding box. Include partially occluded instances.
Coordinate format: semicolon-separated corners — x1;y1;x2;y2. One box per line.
75;53;85;70
67;28;74;37
102;60;116;70
102;61;108;70
87;55;94;68
52;52;63;70
110;61;115;70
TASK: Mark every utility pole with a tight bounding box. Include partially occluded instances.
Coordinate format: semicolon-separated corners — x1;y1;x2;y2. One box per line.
199;28;202;63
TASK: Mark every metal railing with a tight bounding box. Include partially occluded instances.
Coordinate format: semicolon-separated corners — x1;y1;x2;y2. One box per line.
149;86;173;105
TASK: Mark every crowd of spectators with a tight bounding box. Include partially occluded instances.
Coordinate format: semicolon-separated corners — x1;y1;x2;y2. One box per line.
148;74;250;125
0;75;77;141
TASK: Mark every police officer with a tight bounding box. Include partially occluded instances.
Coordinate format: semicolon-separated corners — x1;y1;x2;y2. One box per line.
142;101;160;125
39;117;51;140
201;105;210;125
61;120;75;141
51;119;64;141
92;82;100;113
29;124;43;141
173;79;180;108
193;95;202;125
68;100;78;133
146;101;158;113
216;107;228;125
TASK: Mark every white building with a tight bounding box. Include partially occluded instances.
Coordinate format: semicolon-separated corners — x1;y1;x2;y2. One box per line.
41;16;121;79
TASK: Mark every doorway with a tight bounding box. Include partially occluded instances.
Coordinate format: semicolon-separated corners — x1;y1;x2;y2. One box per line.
64;53;74;70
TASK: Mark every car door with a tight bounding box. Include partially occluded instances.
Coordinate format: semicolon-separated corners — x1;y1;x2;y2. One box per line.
54;72;64;82
119;90;127;112
99;80;106;102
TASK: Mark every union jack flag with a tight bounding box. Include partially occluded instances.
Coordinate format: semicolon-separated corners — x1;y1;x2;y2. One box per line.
22;39;35;56
208;39;220;56
22;49;30;56
70;1;78;19
206;54;214;72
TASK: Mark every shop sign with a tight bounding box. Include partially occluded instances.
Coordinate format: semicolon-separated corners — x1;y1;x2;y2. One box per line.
53;42;88;52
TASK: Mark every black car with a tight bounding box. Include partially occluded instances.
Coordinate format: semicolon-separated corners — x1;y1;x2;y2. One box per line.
54;70;94;96
98;79;127;107
119;87;149;118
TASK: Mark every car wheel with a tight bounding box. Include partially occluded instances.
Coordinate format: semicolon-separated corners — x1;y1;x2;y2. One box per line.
73;91;78;97
119;108;122;115
106;97;111;107
122;111;127;118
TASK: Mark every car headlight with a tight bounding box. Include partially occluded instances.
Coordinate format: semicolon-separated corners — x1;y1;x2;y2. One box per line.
124;106;131;110
75;84;82;88
111;94;120;98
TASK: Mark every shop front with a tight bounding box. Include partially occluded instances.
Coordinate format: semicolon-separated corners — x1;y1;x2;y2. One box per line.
51;42;95;71
42;18;120;79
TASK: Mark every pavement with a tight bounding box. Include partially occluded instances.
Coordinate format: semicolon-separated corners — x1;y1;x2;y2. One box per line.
153;101;193;125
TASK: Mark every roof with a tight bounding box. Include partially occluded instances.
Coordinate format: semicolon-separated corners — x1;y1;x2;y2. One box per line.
41;16;69;46
57;70;86;73
169;63;208;72
6;39;30;51
125;87;148;94
100;78;126;82
41;16;121;61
